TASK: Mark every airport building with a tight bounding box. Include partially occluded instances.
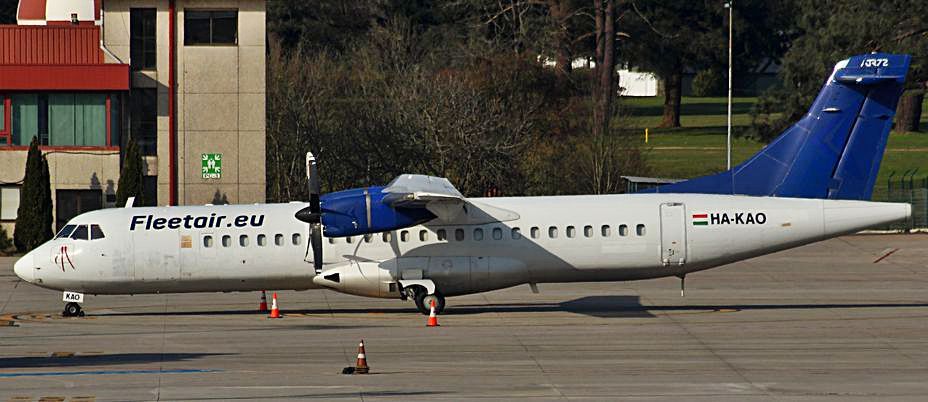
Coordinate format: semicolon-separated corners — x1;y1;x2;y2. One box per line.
0;0;266;232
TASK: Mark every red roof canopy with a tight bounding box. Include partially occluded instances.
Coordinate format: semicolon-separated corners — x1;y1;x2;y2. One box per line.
0;25;128;90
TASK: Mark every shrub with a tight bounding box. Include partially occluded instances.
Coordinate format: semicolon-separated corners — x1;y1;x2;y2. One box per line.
691;69;725;97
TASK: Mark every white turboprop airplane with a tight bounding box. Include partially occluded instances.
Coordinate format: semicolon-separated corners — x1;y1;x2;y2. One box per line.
13;53;914;317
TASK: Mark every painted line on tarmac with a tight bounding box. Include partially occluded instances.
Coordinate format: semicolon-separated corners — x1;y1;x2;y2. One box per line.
0;368;220;378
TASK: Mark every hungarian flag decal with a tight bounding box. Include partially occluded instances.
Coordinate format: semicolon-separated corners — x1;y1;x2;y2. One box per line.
692;213;708;226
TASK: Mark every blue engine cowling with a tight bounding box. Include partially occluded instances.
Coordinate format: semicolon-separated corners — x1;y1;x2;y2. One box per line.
320;186;436;237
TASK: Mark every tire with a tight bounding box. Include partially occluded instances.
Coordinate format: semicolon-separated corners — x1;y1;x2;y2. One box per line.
415;291;445;315
63;302;81;317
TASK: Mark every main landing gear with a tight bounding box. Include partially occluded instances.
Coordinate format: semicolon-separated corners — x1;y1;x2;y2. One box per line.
405;287;445;315
63;302;84;317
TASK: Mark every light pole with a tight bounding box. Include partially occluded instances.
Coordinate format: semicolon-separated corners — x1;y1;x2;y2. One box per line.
724;1;733;170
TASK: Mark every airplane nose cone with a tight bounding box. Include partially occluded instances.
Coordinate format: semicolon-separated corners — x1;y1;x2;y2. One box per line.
14;253;34;283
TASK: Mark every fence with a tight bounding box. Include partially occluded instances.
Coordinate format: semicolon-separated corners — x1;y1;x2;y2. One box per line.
872;171;928;231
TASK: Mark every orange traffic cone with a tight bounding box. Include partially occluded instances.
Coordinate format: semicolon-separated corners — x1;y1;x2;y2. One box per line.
426;299;439;327
268;292;281;318
259;291;268;312
355;340;370;374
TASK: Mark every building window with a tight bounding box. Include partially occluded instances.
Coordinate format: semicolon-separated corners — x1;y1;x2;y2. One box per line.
142;176;157;207
0;187;20;220
185;10;238;45
0;97;5;132
130;8;157;70
10;93;111;147
55;190;102;231
130;89;157;155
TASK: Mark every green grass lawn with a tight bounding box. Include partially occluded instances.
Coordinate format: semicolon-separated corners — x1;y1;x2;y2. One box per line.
622;96;928;199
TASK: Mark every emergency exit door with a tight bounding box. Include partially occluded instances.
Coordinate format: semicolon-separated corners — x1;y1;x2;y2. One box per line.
660;203;686;266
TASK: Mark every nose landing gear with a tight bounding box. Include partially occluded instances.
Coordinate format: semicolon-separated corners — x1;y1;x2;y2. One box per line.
63;302;84;317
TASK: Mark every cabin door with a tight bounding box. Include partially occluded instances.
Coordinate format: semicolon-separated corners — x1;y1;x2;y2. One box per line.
659;203;687;266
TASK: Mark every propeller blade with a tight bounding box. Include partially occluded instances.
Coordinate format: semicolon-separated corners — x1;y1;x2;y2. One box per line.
307;152;320;214
305;152;323;274
311;223;323;274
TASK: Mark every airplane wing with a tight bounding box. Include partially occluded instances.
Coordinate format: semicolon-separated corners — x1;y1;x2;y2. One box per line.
381;174;465;220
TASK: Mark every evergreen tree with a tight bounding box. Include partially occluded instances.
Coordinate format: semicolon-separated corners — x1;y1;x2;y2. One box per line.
116;138;146;207
14;138;53;252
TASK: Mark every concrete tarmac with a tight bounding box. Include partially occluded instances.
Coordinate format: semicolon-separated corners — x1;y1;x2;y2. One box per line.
1;234;927;401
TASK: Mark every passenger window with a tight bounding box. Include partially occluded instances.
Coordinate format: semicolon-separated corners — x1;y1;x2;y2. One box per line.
437;229;447;241
401;230;409;242
566;226;576;238
383;232;393;242
56;224;77;239
364;234;372;243
455;228;465;241
636;224;646;236
474;228;484;241
619;224;628;237
240;235;249;247
601;225;611;237
222;235;231;247
511;227;522;240
203;235;213;248
346;236;353;244
530;227;539;239
71;225;89;240
584;225;593;238
420;230;429;242
90;224;105;240
292;233;301;245
257;234;267;246
492;227;502;240
548;226;558;239
275;234;284;246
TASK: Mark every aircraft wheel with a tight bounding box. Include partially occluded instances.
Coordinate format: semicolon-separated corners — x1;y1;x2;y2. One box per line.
63;302;82;317
415;292;445;315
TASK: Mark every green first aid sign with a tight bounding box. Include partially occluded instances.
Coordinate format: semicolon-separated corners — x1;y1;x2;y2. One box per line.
202;153;222;179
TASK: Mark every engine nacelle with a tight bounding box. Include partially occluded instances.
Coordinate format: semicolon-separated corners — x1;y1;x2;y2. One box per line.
313;261;398;298
320;186;435;237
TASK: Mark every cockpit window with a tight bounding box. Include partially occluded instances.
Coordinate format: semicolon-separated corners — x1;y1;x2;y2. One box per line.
90;224;105;240
56;224;77;239
71;225;89;240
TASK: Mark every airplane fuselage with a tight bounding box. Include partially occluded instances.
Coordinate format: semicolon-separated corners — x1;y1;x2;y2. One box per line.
14;193;909;299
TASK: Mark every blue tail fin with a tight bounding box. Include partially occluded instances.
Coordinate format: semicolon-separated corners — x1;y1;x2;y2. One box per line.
647;53;911;200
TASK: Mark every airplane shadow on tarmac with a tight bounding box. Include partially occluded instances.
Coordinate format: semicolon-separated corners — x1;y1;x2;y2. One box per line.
0;353;226;369
87;296;928;319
